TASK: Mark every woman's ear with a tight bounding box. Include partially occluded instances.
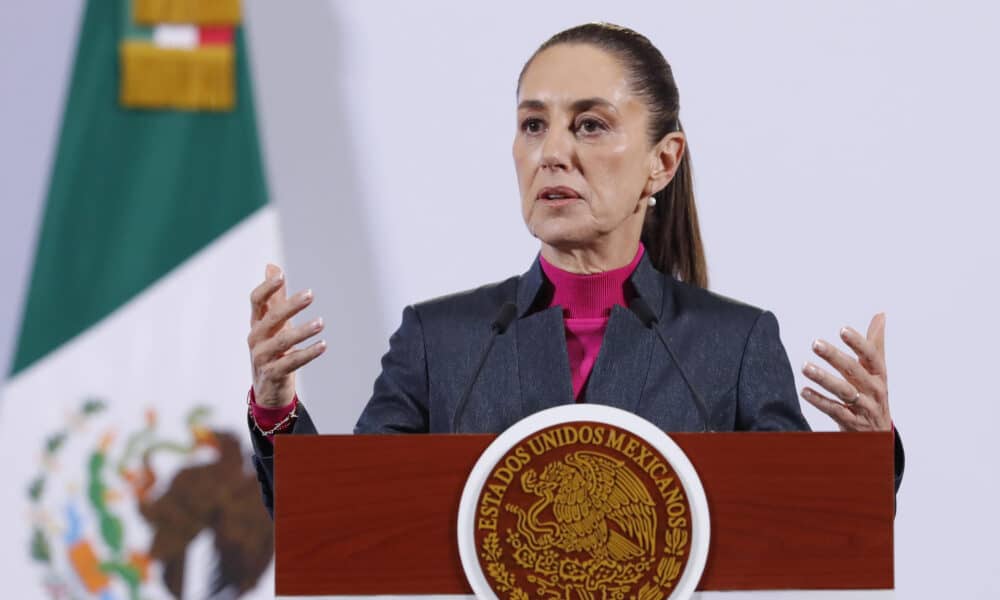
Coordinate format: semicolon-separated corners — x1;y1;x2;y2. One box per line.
644;132;686;197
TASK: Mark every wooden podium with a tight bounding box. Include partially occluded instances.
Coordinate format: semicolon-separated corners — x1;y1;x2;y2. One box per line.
273;432;894;597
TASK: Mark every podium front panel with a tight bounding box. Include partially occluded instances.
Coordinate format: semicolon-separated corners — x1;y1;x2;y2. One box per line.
274;432;894;596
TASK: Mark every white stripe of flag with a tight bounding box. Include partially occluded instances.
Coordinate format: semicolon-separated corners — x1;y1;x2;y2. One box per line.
153;24;199;49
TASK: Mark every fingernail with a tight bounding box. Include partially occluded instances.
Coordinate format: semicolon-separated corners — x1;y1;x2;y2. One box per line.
313;317;324;330
812;339;826;353
318;340;327;350
840;327;850;339
301;289;313;300
802;361;814;374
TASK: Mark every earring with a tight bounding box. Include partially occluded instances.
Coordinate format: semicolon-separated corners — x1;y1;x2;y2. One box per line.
647;196;657;207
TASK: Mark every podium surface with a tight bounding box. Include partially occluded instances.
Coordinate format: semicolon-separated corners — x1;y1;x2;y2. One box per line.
274;432;894;598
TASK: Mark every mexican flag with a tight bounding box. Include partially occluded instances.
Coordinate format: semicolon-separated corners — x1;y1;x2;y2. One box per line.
1;1;280;598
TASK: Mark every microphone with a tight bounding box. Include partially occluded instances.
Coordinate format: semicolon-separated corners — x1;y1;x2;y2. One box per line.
452;302;518;432
629;297;713;432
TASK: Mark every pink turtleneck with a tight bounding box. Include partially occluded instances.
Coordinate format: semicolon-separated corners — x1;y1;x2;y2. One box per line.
251;244;645;432
540;244;644;400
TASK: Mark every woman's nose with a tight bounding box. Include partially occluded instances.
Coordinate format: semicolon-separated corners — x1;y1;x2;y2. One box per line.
540;128;573;171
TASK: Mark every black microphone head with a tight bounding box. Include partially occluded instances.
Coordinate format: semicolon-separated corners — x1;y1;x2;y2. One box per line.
628;297;658;328
491;302;519;334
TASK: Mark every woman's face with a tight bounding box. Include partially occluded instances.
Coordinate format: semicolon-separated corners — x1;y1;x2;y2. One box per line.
513;43;681;254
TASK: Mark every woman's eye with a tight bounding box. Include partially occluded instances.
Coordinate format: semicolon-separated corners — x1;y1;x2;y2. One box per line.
521;118;545;134
576;117;608;135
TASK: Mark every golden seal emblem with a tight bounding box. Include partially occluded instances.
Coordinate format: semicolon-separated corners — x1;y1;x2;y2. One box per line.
459;405;709;600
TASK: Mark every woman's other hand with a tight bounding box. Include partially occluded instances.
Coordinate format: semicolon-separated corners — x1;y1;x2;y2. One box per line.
800;313;892;432
247;264;327;409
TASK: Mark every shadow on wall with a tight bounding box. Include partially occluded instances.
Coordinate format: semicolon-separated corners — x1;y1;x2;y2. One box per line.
244;0;385;432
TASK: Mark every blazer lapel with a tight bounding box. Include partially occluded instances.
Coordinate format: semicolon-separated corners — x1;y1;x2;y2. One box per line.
583;304;655;412
582;252;667;413
629;251;667;321
514;257;575;416
515;306;575;416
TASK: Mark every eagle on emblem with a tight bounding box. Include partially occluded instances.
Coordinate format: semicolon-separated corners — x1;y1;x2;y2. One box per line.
510;450;657;562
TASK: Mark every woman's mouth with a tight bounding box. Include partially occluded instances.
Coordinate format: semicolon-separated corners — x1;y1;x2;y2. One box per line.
537;186;583;207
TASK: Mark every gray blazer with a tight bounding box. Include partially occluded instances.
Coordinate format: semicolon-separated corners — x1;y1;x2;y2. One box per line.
250;253;904;515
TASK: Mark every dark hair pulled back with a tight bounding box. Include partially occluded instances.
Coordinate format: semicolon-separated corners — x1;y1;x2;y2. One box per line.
518;23;708;288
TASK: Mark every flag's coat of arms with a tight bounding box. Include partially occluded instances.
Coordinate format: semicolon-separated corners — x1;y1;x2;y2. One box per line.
120;0;242;110
28;399;273;600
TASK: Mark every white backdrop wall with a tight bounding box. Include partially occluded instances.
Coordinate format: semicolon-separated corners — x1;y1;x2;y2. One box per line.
2;1;999;597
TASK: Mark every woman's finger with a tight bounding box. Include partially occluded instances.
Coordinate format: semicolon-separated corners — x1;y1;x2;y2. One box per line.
800;387;856;429
811;339;878;391
256;289;314;336
263;263;287;306
840;326;886;378
249;270;285;324
248;289;314;347
802;361;860;405
252;318;325;367
867;312;887;359
267;340;328;378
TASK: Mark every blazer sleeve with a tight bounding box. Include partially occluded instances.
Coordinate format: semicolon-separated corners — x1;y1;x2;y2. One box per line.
735;310;811;432
248;402;319;519
735;309;905;496
353;304;431;434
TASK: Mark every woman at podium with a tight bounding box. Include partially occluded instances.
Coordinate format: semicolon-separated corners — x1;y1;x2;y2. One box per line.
243;23;903;515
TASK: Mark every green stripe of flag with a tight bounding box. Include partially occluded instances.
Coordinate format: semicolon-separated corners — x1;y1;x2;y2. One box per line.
10;0;268;375
121;0;153;41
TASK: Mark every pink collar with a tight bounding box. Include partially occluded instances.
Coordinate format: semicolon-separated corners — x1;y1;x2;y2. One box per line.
539;245;645;318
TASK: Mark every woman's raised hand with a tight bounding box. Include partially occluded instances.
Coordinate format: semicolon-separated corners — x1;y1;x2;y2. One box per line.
800;313;893;432
247;264;327;408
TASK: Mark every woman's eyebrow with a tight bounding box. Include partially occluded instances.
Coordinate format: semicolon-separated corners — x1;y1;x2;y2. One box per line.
517;98;617;113
570;97;616;113
517;99;547;111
